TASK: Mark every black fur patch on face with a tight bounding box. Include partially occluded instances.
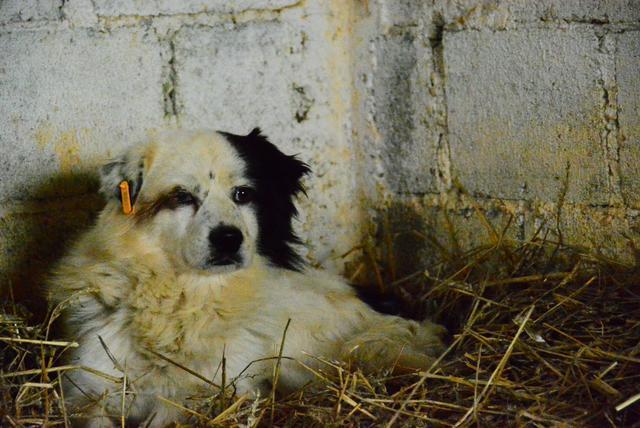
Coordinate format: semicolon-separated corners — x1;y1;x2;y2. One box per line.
220;128;310;271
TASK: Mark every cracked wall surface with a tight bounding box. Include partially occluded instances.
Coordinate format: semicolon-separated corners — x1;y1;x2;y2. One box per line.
1;0;639;305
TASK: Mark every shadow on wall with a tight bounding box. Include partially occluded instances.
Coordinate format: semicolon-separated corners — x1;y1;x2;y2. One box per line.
2;172;103;323
348;201;445;322
350;197;529;324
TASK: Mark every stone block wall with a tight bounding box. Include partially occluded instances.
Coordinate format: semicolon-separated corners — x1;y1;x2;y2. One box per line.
1;0;639;305
353;0;640;272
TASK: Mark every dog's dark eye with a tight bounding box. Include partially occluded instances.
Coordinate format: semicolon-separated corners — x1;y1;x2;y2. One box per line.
171;188;199;208
232;186;255;205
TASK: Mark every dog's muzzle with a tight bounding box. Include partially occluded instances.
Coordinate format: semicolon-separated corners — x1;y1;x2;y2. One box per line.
208;225;244;266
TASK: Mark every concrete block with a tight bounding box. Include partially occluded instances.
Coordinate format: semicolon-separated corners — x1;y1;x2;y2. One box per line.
0;0;61;24
444;28;609;204
508;0;640;23
378;0;426;28
174;18;360;267
380;194;639;277
62;0;98;27
374;29;440;194
379;195;522;276
536;203;638;262
0;28;166;203
440;0;512;30
617;31;640;207
175;22;304;140
93;0;300;16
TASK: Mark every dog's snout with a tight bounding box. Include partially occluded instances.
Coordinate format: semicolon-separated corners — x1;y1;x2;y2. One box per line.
209;226;243;255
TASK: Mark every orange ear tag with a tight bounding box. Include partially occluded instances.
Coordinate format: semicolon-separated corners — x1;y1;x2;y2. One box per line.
119;181;134;215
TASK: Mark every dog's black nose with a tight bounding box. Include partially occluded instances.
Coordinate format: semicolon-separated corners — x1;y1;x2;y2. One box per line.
209;225;243;255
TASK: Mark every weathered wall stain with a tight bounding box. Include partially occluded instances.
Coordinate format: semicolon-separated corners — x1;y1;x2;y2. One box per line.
36;123;85;173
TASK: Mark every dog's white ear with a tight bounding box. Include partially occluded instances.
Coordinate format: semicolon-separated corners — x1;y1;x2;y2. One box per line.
99;151;145;206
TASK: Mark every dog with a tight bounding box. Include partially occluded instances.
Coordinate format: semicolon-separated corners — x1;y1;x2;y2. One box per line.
48;128;446;427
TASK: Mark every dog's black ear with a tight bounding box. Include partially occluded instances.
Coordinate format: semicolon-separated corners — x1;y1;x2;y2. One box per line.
99;151;145;207
249;127;310;194
222;127;311;195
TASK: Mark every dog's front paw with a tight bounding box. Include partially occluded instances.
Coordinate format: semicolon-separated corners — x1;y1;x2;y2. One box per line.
340;317;447;373
418;319;448;356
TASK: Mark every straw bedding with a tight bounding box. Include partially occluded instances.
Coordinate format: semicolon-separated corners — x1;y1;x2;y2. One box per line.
2;215;640;427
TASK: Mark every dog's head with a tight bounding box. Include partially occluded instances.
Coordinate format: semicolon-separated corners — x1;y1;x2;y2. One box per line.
100;128;310;273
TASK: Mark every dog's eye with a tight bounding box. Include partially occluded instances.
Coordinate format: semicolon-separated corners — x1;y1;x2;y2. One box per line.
232;186;255;205
171;189;199;207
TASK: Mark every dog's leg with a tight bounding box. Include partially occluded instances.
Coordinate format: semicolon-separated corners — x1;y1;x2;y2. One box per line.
340;316;447;373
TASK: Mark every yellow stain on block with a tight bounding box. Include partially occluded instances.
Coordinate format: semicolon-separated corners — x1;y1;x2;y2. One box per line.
55;130;82;174
35;123;55;150
35;122;88;174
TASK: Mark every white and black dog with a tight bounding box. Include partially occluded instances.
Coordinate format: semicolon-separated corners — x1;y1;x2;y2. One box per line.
49;128;446;427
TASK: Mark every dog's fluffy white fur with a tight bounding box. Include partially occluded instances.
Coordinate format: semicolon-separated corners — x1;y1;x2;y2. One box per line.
49;129;445;427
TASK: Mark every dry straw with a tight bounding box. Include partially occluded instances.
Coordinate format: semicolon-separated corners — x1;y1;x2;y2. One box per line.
2;204;640;427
